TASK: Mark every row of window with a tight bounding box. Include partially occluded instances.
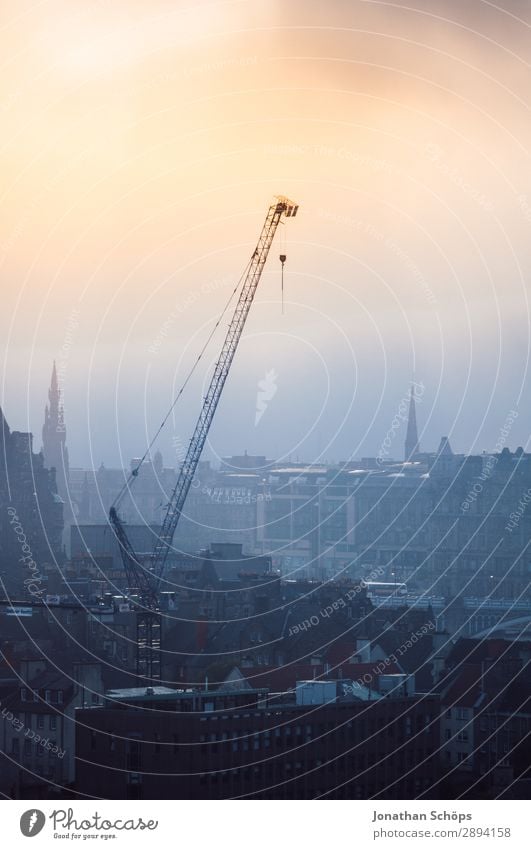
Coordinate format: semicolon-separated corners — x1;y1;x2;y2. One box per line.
444;729;469;742
11;712;57;731
446;707;469;720
20;688;63;704
12;739;60;757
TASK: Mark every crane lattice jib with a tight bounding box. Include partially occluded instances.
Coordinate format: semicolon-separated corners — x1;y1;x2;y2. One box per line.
152;196;298;584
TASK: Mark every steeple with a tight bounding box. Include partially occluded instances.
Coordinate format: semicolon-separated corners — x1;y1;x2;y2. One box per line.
404;384;420;460
51;360;58;394
42;361;69;503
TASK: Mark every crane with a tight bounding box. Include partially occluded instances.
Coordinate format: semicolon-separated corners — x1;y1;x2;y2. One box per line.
109;196;298;680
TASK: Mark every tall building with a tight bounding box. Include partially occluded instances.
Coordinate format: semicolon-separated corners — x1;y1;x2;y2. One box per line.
42;362;69;508
0;406;64;595
404;384;420;460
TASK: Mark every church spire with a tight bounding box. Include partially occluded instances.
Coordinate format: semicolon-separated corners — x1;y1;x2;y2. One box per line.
42;362;69;503
404;384;420;460
50;360;58;395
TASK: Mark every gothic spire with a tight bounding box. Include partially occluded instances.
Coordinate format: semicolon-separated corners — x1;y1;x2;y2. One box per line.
42;362;69;502
50;359;58;394
404;384;420;460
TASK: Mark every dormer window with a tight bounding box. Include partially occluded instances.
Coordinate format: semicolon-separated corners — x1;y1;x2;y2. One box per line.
45;689;51;703
20;688;27;701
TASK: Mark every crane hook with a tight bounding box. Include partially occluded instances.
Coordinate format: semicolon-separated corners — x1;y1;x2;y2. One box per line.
279;254;286;314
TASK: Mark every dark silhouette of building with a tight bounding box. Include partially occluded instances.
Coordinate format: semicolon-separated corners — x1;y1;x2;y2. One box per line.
0;406;63;596
437;638;531;798
75;686;440;799
0;659;103;798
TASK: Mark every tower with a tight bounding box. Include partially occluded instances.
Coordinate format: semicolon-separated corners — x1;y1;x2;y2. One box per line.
42;361;70;505
404;384;420;460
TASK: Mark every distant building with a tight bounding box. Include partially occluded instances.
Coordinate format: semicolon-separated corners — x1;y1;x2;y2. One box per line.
68;453;182;526
41;362;70;513
0;406;63;596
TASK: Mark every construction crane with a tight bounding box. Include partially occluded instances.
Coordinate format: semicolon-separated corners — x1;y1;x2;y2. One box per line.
109;196;298;680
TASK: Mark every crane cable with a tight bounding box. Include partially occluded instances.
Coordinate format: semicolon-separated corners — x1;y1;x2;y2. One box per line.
279;219;287;315
111;253;255;511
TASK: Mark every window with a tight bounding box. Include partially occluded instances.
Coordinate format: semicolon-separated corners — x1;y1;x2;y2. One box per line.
456;708;469;720
50;716;57;731
24;740;32;757
457;730;469;742
45;690;51;703
37;715;44;730
57;690;64;704
20;688;27;702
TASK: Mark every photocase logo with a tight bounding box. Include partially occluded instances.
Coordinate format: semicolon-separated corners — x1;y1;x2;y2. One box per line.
255;368;278;425
20;810;46;837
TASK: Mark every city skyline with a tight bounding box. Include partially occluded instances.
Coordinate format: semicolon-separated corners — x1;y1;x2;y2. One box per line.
1;358;528;474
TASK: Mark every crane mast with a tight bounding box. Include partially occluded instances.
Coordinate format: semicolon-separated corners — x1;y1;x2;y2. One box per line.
109;196;298;680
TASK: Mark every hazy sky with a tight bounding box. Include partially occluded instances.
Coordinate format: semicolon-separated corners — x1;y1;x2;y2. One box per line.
2;0;531;468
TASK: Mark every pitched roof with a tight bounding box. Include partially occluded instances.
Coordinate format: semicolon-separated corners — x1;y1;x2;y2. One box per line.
442;663;485;708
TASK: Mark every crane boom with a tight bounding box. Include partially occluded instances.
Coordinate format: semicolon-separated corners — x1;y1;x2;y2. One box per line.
109;506;158;607
152;196;298;583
